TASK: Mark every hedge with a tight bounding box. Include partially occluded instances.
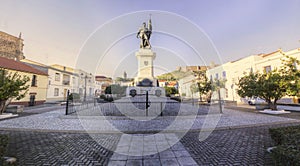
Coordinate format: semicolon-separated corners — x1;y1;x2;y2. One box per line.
0;135;9;165
269;125;300;165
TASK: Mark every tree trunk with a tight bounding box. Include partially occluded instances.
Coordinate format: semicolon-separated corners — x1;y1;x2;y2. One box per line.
0;99;11;114
4;98;12;112
0;100;6;114
268;102;277;110
198;92;202;102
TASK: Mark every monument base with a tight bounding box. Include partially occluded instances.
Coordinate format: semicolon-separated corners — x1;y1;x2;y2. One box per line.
135;49;156;85
126;86;166;97
135;77;158;87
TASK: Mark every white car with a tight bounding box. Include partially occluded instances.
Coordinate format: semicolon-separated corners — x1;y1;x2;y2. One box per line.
248;97;265;105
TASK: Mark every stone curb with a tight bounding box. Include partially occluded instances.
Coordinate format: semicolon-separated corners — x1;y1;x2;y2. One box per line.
1;120;299;134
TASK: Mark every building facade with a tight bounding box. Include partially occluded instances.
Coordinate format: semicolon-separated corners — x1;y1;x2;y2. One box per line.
206;48;300;103
0;56;48;106
23;61;101;102
95;76;113;94
0;31;25;61
177;66;208;98
178;74;198;98
47;65;80;101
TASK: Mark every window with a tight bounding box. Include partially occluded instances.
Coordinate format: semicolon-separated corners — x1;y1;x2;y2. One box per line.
55;73;60;81
215;73;219;79
72;77;76;85
222;71;226;78
62;74;70;85
31;75;37;86
264;66;271;73
210;75;213;81
54;88;59;96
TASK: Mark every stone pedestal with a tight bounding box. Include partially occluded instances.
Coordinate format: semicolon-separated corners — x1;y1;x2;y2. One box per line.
126;48;165;97
135;49;156;85
126;86;166;97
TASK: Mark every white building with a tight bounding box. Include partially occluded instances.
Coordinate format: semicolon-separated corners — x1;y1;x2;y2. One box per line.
177;66;209;99
76;69;96;100
22;60;97;102
47;65;79;101
207;55;264;102
178;74;199;98
206;48;300;104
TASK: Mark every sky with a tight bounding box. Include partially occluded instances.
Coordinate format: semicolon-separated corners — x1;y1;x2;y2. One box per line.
1;0;300;78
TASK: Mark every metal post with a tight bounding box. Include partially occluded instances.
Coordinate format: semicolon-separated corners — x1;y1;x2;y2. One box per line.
192;92;194;106
146;91;149;116
217;80;223;114
218;88;223;114
84;75;87;102
66;90;69;115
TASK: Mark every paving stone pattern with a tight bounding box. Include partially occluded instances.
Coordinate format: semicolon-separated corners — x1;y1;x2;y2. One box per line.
0;130;120;165
0;104;300;165
180;123;300;166
108;133;198;165
1;123;299;165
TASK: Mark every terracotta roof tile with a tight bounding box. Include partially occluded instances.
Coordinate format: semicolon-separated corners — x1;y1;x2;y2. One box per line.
0;56;48;75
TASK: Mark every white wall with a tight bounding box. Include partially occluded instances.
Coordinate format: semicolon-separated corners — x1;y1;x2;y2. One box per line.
206;48;300;103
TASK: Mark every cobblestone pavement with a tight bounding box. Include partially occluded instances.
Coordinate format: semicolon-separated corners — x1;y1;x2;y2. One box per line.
181;122;300;166
1;122;299;165
109;133;198;166
1;103;300;165
0;130;120;165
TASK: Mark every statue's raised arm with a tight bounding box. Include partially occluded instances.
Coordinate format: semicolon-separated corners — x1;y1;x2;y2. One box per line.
137;16;152;49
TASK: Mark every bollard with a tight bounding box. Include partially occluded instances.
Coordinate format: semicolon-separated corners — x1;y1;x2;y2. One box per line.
65;90;69;115
146;91;150;116
160;102;163;116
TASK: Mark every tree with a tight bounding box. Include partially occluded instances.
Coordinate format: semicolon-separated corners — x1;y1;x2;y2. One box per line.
105;84;127;97
237;70;287;110
0;69;30;114
280;56;300;97
192;70;212;101
236;72;260;99
237;56;300;110
164;86;178;97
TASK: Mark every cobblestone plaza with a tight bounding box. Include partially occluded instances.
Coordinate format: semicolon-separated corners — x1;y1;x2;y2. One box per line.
0;103;299;165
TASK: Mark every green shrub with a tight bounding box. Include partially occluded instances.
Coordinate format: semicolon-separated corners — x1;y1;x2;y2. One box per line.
269;125;300;165
170;96;181;102
100;94;106;99
71;93;80;100
0;135;9;164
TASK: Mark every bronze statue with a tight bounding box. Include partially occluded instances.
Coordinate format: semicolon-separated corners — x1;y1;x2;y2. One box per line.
137;16;152;49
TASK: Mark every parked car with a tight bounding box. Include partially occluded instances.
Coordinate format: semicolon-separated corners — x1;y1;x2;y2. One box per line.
248;97;265;105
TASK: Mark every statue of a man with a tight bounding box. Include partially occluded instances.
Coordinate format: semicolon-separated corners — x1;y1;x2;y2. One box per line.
137;17;152;49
